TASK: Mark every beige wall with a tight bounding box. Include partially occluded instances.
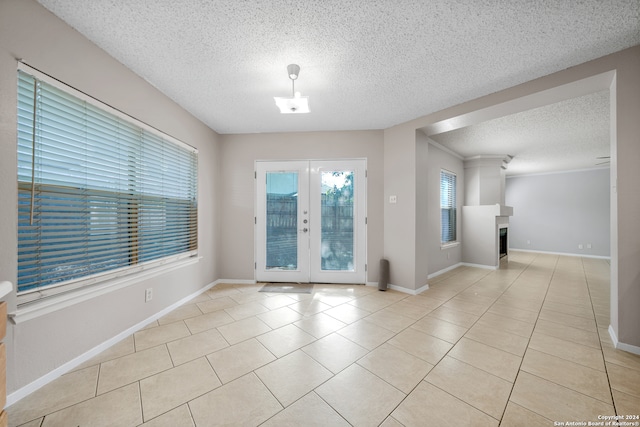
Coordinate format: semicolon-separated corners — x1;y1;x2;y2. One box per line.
613;48;640;348
425;140;464;275
0;0;221;393
415;132;429;287
385;130;465;290
1;0;638;404
383;45;640;348
219;131;384;282
383;125;418;290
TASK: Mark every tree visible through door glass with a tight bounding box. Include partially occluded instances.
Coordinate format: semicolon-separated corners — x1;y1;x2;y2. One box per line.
320;171;354;271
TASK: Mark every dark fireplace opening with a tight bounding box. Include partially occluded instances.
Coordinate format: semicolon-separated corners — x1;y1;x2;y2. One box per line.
499;227;508;258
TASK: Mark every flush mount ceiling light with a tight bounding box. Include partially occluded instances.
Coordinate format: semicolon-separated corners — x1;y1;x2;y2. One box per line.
274;63;310;114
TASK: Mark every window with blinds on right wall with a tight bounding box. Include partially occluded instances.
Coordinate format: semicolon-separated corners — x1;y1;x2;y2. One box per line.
440;169;457;245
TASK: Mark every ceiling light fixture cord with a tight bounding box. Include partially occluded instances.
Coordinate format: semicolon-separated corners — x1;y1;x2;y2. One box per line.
274;63;309;114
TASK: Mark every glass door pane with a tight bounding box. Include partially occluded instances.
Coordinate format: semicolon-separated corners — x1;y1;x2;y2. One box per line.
266;172;298;270
255;161;309;283
310;160;366;284
256;159;365;284
320;170;354;271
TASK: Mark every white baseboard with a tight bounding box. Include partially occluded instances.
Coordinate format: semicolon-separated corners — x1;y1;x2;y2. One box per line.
384;283;429;296
220;279;258;285
366;281;430;295
608;325;640;356
461;262;498;270
509;248;611;260
6;280;218;407
414;283;430;295
428;263;463;280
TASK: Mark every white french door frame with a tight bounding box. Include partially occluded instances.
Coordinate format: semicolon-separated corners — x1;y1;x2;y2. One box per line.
255;159;367;284
255;161;310;283
308;160;366;283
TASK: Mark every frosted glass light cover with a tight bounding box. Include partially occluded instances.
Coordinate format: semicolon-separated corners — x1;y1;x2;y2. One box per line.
274;96;310;114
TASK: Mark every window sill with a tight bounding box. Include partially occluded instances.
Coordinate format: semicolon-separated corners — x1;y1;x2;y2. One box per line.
441;242;460;249
9;256;201;324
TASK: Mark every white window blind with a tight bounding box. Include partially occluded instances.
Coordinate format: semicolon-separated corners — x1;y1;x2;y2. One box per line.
17;67;198;303
440;170;457;244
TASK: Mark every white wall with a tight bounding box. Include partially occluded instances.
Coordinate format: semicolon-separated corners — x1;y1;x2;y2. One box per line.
425;140;464;276
219;131;384;283
506;169;610;257
0;0;221;394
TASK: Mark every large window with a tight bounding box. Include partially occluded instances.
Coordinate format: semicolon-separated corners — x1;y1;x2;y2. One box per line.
17;66;198;304
440;170;457;244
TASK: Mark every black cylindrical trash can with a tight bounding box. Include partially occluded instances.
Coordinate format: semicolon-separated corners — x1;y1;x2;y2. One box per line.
379;259;389;291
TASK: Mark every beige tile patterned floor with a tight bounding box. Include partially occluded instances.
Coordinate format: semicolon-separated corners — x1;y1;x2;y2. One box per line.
8;252;640;426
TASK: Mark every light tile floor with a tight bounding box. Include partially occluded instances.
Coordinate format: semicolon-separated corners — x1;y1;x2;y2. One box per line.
8;252;640;426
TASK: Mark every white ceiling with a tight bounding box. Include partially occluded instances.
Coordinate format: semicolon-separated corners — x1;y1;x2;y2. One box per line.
36;0;639;173
429;90;611;176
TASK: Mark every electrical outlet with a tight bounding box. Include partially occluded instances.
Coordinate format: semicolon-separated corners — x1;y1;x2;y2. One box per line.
145;288;153;302
578;244;584;250
389;195;397;204
587;243;592;249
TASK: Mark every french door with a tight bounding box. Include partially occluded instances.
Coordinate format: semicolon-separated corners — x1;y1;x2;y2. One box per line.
255;159;366;284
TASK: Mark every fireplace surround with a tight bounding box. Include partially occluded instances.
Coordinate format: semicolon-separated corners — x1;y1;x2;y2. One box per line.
499;225;508;259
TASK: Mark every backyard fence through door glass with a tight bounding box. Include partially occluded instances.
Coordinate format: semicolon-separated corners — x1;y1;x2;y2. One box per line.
256;160;366;284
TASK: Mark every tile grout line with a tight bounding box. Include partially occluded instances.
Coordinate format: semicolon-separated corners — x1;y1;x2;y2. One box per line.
425;256;615;423
500;256;618;422
16;257;623;426
375;258;536;425
99;339;231;425
465;255;561;424
424;380;504;423
413;260;533;417
136;379;145;425
253;275;484;425
219;285;371;425
495;252;557;425
581;256;618;416
16;278;450;424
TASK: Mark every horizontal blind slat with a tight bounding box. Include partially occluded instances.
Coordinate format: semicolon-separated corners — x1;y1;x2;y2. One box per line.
440;170;457;243
16;70;198;297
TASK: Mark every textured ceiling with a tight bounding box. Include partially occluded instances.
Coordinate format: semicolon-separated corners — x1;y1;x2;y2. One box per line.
35;0;639;137
429;90;611;176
